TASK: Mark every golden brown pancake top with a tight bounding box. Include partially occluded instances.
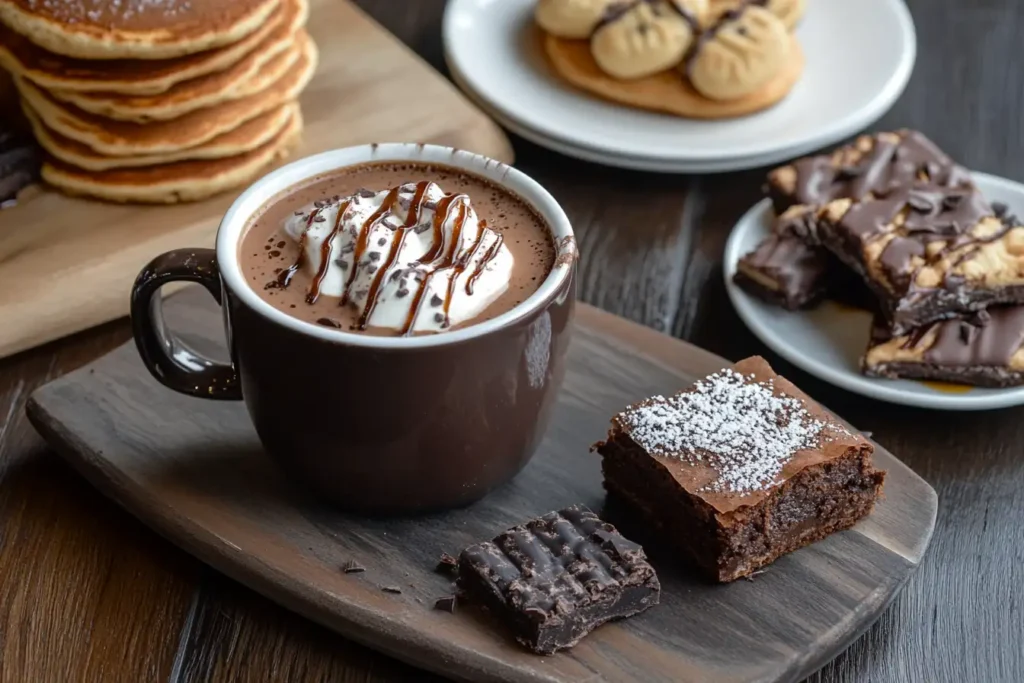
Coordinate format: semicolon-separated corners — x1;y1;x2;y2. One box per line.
6;0;277;34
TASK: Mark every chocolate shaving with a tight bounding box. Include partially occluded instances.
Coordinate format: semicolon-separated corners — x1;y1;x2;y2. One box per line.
958;322;975;345
341;560;365;574
433;596;457;613
835;165;863;180
316;318;342;328
906;192;935;213
381;586;403;594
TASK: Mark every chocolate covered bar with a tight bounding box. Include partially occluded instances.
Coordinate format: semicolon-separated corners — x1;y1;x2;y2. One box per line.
765;129;970;214
863;307;1024;387
595;356;885;583
796;185;1024;335
457;505;659;654
733;233;832;309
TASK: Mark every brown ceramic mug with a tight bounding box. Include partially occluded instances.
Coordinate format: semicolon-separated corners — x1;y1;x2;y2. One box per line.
130;144;577;514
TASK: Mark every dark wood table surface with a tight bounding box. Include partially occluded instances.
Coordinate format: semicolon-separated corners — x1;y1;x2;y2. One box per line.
2;1;1023;681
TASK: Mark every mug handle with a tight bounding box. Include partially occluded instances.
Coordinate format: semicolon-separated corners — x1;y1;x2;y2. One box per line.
130;249;242;400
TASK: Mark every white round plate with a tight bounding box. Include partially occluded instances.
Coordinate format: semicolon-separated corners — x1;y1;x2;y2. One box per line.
724;172;1024;411
451;63;837;174
444;0;916;166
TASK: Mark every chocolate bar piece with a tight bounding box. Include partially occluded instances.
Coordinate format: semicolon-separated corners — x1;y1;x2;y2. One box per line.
457;505;659;654
734;211;878;311
863;307;1024;387
804;185;1024;335
733;233;832;309
765;129;970;214
595;356;885;583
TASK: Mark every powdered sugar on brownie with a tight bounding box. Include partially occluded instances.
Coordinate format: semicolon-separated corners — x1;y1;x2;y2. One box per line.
617;369;835;493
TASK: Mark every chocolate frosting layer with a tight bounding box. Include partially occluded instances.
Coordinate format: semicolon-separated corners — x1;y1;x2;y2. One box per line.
837;185;999;288
740;233;828;295
791;131;970;207
921;308;1024;366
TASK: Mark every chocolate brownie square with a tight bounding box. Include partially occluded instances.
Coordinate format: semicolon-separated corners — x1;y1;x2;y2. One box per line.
595;356;885;583
457;505;660;654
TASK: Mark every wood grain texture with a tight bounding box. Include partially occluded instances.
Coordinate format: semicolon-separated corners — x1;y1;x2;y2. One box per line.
26;288;936;683
1;0;1023;681
0;0;512;361
0;323;197;683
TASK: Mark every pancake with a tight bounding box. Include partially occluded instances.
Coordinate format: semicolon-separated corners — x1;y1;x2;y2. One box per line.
543;33;804;119
23;100;299;171
48;23;307;122
0;0;307;95
14;33;317;156
0;0;281;60
41;108;303;203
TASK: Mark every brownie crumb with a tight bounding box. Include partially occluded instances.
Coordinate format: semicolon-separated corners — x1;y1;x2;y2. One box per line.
341;560;365;574
434;596;457;613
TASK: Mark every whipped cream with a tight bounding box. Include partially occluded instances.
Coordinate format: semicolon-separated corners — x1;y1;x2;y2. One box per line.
282;181;514;334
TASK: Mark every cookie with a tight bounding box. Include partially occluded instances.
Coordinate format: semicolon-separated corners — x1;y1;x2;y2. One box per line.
535;0;614;39
545;31;803;118
591;0;696;79
687;6;790;101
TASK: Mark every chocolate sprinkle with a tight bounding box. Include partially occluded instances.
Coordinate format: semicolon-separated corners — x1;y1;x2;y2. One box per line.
368;251;381;262
341;560;365;574
433;596;457;613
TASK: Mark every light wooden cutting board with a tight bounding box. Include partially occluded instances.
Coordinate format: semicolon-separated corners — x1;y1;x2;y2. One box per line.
0;0;513;360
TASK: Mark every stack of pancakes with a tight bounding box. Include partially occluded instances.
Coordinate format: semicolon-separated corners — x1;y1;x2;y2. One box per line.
0;0;317;203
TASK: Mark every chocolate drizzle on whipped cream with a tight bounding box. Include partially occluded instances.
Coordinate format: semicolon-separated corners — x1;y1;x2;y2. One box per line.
279;181;513;335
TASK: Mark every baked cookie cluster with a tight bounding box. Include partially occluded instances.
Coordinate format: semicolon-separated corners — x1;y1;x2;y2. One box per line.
536;0;806;118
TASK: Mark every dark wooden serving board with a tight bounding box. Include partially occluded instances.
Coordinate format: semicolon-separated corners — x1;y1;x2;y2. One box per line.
26;288;937;683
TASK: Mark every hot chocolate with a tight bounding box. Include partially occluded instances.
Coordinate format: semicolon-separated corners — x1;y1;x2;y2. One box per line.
240;161;555;336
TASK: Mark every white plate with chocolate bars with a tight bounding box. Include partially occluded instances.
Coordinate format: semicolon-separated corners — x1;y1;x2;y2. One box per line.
725;168;1024;411
444;0;916;172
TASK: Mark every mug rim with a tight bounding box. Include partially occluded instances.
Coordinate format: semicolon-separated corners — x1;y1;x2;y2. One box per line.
217;143;575;349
